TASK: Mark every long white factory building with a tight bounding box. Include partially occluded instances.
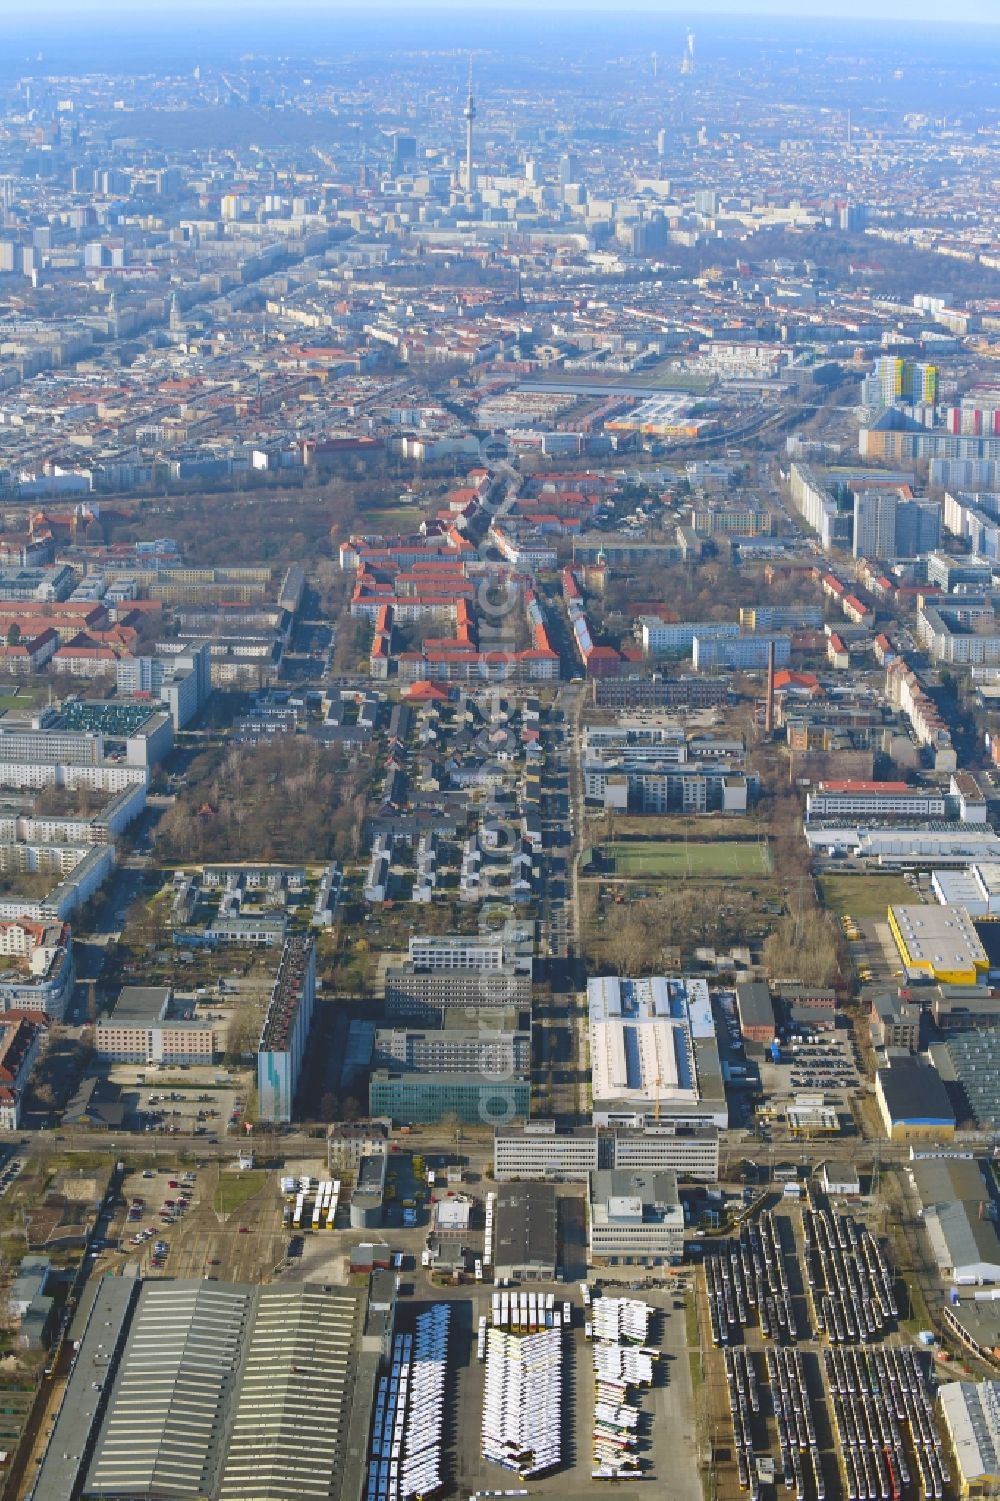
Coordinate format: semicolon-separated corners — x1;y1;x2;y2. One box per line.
588;975;727;1130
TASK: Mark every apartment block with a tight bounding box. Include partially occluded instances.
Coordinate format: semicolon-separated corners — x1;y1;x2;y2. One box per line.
256;937;317;1123
692;633;791;671
641;619;738;656
96;986;221;1064
0;1014;46;1129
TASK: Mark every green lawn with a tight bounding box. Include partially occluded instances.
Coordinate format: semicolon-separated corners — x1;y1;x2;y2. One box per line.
0;684;46;712
609;840;770;879
684;1292;704;1397
214;1170;266;1216
817;873;914;921
361;505;424;530
524;367;712;396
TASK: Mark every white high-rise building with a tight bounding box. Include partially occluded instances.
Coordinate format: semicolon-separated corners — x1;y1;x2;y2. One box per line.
853;488;898;559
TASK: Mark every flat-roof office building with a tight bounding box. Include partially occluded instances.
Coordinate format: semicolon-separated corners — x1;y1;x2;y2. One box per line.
370;1069;529;1126
493;1123;719;1182
588;1169;684;1266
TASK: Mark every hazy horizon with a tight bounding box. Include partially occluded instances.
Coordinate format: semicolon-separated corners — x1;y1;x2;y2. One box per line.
1;0;999;26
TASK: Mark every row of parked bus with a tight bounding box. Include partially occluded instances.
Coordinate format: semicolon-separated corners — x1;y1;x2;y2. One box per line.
482;1325;563;1479
367;1305;452;1501
489;1291;567;1332
281;1177;342;1232
590;1298;655;1483
802;1205;897;1343
706;1214;799;1347
825;1345;948;1501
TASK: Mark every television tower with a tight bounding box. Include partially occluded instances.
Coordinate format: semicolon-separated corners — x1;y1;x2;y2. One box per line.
463;59;476;196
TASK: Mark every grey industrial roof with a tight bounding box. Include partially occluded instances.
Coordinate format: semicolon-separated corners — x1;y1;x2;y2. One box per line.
939;1381;1000;1486
693;1036;727;1112
926;1198;1000;1277
34;1274;138;1501
911;1158;1000;1276
735;982;774;1028
911;1155;988;1206
933;1031;1000;1128
494;1183;557;1271
947;1296;1000;1356
218;1286;366;1501
76;1279;373;1501
86;1279;253;1499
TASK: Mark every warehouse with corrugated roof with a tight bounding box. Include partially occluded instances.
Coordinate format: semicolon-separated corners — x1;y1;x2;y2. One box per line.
36;1277;379;1501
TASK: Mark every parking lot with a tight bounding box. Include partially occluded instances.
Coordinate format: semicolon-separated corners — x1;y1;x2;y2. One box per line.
758;1035;860;1105
105;1064;253;1138
100;1163;288;1283
783;1039;860;1095
366;1279;701;1501
136;1084;242;1137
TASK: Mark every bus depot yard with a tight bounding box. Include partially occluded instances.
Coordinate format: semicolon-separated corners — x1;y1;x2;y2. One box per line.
401;1282;699;1501
76;1161;948;1501
4;1119;986;1501
61;1157;705;1501
693;1197;948;1501
91;1163;292;1283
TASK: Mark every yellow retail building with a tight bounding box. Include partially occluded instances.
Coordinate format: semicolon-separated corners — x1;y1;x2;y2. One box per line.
887;904;988;986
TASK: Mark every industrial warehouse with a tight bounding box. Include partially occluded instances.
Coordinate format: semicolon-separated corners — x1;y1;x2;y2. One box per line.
35;1277;382;1501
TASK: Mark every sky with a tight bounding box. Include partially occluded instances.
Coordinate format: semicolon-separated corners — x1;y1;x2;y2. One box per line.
0;0;998;20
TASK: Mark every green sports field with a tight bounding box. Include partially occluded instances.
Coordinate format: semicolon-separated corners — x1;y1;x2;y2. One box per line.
0;684;47;712
609;840;771;879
